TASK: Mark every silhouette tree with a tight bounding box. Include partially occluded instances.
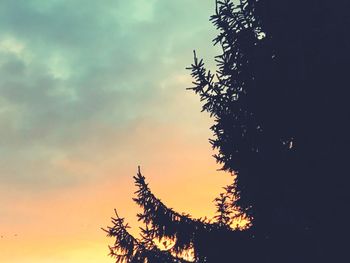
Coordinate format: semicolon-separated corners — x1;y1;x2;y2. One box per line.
105;0;350;262
104;167;251;262
190;0;350;261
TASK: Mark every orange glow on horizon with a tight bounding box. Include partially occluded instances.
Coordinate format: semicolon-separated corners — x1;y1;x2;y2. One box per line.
1;120;237;263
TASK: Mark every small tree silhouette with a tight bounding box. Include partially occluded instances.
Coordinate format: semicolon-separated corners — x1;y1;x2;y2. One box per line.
103;167;250;262
105;0;350;262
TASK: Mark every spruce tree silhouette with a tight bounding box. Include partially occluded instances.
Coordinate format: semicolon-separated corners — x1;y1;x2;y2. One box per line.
104;166;251;262
105;0;350;262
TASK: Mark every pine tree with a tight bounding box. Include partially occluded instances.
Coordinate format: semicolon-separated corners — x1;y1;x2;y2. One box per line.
104;167;251;263
105;0;350;261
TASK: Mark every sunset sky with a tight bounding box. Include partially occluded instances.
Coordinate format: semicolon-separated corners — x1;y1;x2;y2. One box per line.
0;1;233;262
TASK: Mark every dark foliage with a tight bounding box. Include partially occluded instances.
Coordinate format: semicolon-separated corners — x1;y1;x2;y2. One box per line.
189;0;350;261
106;0;350;262
105;167;251;262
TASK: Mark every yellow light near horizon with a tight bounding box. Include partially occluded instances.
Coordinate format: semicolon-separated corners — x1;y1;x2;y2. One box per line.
1;101;236;263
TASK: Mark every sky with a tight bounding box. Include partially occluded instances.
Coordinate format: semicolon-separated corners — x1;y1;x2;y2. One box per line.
0;1;233;262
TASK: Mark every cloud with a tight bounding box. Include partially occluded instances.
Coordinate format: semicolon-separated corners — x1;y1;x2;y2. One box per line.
0;0;220;190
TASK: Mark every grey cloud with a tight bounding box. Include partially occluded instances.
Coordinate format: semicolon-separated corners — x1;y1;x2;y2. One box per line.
0;0;218;189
